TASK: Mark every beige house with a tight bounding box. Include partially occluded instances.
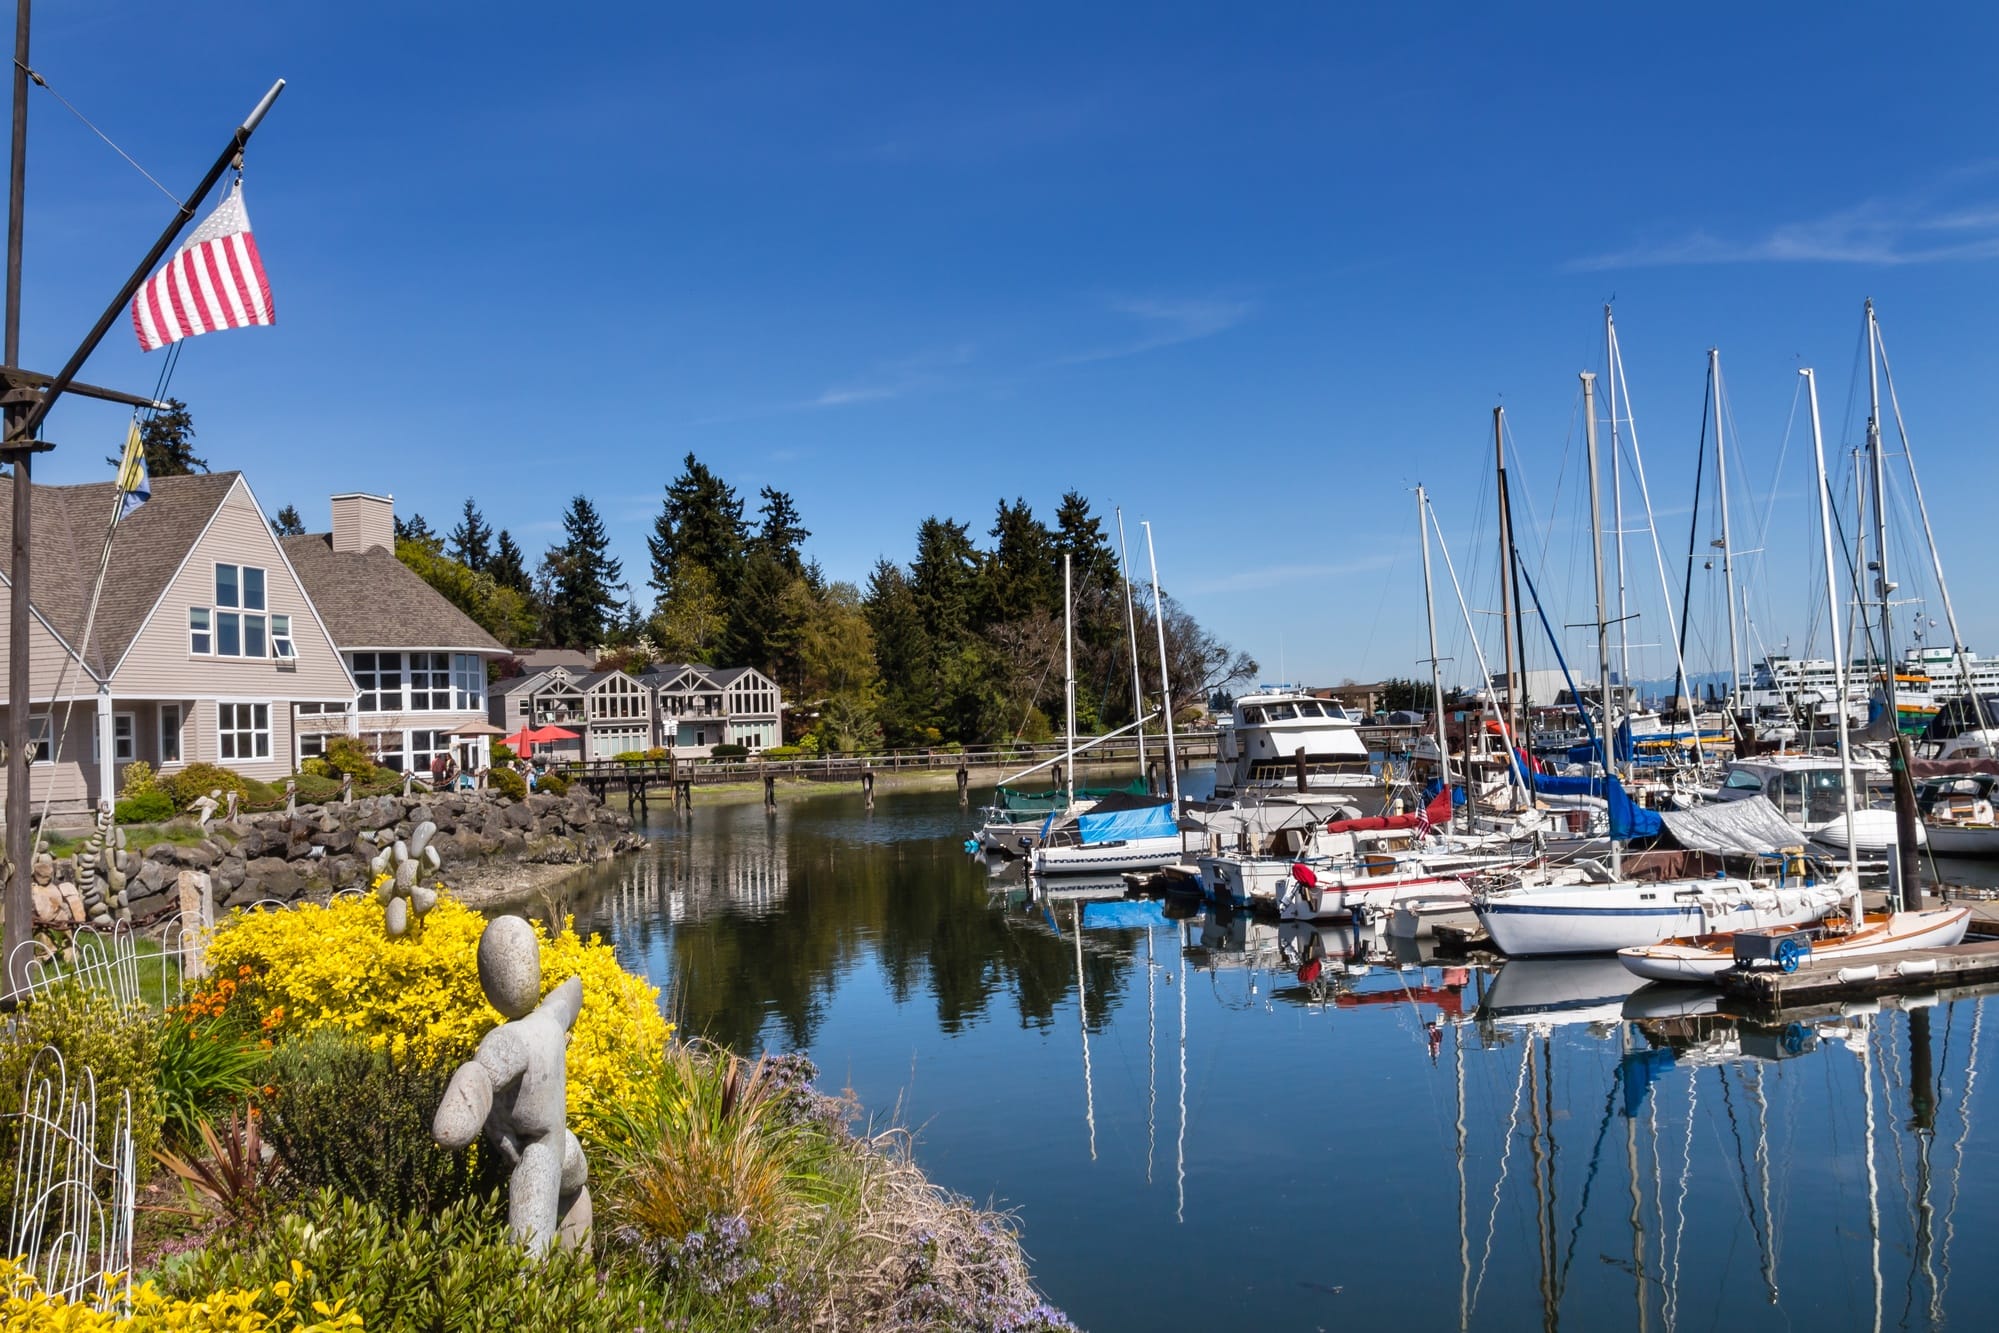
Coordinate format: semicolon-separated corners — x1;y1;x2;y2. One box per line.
0;471;354;811
282;493;507;777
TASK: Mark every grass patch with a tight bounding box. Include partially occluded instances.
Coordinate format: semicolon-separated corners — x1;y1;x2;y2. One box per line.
121;822;213;853
39;935;183;1010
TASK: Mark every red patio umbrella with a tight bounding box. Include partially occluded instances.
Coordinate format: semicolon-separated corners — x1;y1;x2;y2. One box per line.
502;724;581;756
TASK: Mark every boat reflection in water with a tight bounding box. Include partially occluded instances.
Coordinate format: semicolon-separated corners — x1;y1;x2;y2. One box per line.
570;786;1999;1331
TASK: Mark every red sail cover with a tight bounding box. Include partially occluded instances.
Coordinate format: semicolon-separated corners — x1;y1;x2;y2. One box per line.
1325;786;1453;835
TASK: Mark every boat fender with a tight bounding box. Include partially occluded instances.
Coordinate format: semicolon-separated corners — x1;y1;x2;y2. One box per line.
1896;958;1939;979
1836;964;1881;985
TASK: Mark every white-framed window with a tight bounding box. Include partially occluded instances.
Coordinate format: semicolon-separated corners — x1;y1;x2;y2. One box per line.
270;614;296;661
93;712;136;763
409;729;450;774
158;704;182;765
218;702;271;761
409;652;452;710
354;652;404;712
26;714;50;764
452;654;484;711
298;732;327;761
203;563;270;659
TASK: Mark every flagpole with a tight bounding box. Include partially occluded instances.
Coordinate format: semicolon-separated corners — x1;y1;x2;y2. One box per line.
2;0;32;992
1;69;283;990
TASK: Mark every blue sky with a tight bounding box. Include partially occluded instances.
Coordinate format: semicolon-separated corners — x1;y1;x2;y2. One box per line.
15;4;1999;691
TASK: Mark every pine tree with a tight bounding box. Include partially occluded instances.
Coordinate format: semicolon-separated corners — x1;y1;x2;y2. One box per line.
751;486;811;575
448;497;494;572
1052;491;1120;598
395;513;440;552
982;497;1057;627
540;495;625;649
491;530;530;592
865;559;935;744
647;453;746;604
908;517;979;646
105;398;206;475
270;505;304;537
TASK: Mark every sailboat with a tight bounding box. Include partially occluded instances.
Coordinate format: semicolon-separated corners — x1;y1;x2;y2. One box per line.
1472;371;1848;956
1031;527;1200;875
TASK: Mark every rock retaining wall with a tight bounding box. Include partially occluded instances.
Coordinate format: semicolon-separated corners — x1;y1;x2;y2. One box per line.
32;789;644;925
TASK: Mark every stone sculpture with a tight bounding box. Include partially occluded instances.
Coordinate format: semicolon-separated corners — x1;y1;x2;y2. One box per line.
370;819;441;938
433;916;590;1253
73;800;126;926
283;778;298;818
191;790;221;831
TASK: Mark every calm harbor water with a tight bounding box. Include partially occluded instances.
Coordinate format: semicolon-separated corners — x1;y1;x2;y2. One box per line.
564;770;1999;1332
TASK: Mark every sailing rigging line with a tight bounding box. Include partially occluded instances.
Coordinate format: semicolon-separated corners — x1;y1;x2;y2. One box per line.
1469;1037;1533;1319
1664;1068;1698;1333
1937;996;1981;1317
1555;1059;1623;1292
14;60;183;206
1715;1064;1776;1305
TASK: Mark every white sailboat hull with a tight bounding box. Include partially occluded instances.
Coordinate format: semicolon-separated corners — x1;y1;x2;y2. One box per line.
1031;834;1199;876
1616;906;1972;983
1808;808;1923;853
1475;880;1845;957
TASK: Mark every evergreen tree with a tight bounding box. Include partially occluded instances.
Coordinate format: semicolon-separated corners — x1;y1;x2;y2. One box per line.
106;398;206;475
1052;491;1121;601
982;498;1057;627
448;498;494;572
647;453;746;604
864;559;935;745
395;512;440;551
725;549;808;683
751;486;811;575
270;505;304;537
539;495;625;649
651;561;726;662
490;530;530;592
908;517;979;646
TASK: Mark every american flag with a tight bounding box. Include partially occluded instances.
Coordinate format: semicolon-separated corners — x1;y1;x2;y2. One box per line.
131;180;274;351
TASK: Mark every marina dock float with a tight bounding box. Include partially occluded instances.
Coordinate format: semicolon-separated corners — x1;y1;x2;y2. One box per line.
1718;937;1999;1011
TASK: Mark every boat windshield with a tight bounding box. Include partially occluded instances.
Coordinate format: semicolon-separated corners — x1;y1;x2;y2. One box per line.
1265;703;1297;721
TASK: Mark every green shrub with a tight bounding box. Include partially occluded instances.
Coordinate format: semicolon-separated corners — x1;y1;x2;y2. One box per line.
0;984;163;1201
765;745;805;761
537;772;570;796
114;790;175;824
157;1014;266;1149
322;736;377;779
490;767;527;800
240;778;280;810
298;756;333;779
292;772;341;804
491;742;517;764
176;1191;661;1330
709;743;749;760
164;762;249;810
262;1031;494;1216
121;759;162;799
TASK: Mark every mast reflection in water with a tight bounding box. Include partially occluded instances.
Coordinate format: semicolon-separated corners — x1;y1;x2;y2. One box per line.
566;781;1999;1332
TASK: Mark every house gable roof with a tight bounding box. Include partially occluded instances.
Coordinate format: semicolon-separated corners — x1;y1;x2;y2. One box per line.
0;470;242;677
281;534;506;655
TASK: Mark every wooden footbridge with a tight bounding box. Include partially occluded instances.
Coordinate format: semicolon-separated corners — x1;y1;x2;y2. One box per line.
557;731;1221;814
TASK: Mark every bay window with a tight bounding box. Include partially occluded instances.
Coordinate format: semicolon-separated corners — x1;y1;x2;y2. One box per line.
355;652;404;712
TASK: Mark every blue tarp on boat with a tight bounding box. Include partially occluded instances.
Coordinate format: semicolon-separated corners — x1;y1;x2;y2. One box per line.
1081;900;1170;930
1077;797;1178;844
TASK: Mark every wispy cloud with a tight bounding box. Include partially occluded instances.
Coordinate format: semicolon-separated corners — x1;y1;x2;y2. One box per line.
1185;556;1392;596
1571;167;1999;270
804;343;978;410
1060;296;1254;365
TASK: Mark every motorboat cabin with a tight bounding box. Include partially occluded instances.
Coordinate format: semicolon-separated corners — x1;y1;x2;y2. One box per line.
1214;686;1375;803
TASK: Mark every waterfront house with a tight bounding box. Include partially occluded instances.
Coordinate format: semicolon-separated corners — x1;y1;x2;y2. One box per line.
281;493;508;776
0;471;354;812
487;664;654;761
642;662;782;754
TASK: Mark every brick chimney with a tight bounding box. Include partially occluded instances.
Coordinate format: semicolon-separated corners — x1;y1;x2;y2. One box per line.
330;492;394;554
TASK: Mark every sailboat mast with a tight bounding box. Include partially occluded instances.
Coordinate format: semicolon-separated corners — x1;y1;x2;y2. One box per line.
1583;373;1616;768
1115;507;1147;778
1064;552;1076;809
1712;348;1744;715
1143;522;1181;810
1607;309;1632;713
1419;484;1453;817
1804;368;1861;869
1868;300;1899;726
1494;407;1521;745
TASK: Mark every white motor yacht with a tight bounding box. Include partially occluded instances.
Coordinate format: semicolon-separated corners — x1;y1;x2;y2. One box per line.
1213;685;1382;807
1706;754;1917;853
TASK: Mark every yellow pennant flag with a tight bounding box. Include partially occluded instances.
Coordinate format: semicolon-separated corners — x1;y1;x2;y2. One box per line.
114;419;150;518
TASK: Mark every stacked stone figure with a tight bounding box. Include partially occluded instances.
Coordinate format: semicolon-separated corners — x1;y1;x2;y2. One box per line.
370;819;442;937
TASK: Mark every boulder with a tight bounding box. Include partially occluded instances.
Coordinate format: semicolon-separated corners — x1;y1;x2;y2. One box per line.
311;827;356;856
216;856;247;892
246;856;303;900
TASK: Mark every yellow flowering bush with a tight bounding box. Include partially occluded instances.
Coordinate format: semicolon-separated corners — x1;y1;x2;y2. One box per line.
0;1257;361;1330
197;893;670;1115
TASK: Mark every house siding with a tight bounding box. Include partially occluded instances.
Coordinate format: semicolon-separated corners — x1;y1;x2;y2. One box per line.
110;478;352;703
0;582;110;700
